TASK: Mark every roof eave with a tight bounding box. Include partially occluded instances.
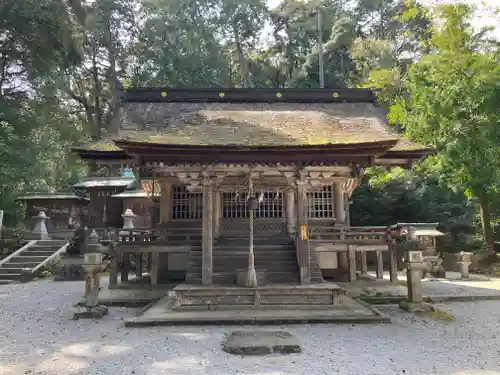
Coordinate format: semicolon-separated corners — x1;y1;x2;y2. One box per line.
72;148;130;160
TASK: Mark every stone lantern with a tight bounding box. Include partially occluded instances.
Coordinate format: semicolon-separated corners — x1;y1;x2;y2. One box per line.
398;226;432;312
73;251;108;319
32;211;50;240
120;209;137;241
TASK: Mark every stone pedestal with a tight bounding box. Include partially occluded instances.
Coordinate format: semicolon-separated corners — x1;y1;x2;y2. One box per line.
32;211;50;240
457;251;473;279
54;256;85;281
457;261;472;279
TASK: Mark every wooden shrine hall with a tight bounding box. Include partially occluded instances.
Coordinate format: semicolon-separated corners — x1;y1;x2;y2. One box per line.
71;87;432;290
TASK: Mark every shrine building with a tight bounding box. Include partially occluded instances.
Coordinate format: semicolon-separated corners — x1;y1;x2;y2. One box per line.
70;87;432;287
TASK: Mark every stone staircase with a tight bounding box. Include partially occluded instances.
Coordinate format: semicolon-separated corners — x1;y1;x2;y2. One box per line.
184;218;323;285
0;240;67;283
212;233;300;284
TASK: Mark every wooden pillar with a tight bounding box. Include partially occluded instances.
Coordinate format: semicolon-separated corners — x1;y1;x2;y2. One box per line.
360;251;368;275
150;251;159;284
296;181;310;285
388;232;398;284
334;182;348;272
121;252;130;283
286;190;296;236
160;182;172;225
109;243;118;288
376;250;384;279
136;253;143;277
213;188;221;239
202;179;214;285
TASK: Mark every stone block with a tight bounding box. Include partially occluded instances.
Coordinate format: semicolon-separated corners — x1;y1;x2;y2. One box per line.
19;269;34;283
54;263;85;281
222;330;301;356
73;305;109;319
399;300;434;313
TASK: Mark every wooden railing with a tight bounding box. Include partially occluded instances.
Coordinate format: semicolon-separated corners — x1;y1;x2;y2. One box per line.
308;225;390;244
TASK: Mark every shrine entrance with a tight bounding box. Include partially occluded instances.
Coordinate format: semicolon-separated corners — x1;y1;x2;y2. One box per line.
222;190;284;219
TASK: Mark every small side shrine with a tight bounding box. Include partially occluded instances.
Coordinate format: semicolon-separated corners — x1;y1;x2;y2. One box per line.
390;223;444;256
111;189;160;228
16;192;89;232
73;176;136;228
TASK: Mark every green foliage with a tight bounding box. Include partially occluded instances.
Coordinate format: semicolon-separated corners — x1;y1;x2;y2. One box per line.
388;3;500;249
2;0;498;245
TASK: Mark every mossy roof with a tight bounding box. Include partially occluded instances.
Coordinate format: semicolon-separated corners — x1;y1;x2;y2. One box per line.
76;102;426;151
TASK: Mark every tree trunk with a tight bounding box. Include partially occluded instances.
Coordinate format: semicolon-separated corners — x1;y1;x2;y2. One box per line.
232;22;251;88
479;192;494;254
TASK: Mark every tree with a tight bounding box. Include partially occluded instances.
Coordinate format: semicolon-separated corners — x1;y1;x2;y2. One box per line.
390;3;500;252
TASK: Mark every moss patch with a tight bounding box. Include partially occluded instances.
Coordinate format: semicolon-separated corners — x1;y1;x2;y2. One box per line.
430;308;456;322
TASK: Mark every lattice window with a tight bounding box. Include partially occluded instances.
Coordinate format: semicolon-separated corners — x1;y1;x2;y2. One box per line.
307;185;334;218
171;185;202;219
222;191;283;218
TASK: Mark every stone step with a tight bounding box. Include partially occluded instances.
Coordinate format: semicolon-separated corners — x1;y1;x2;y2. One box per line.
0;267;27;274
0;279;17;285
21;250;55;257
32;240;66;247
211;275;299;285
8;256;48;264
1;262;39;270
0;273;21;281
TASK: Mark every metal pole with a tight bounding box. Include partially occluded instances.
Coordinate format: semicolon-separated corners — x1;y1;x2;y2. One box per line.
317;9;325;88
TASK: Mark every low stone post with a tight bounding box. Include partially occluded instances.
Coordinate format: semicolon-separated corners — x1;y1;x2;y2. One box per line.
73;251;108;319
32;211;50;240
457;251;473;279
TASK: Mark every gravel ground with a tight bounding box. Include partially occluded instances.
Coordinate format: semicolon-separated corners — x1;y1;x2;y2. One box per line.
1;280;500;375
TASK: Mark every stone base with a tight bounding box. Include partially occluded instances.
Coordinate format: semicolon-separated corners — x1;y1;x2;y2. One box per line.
19;269;35;283
222;330;301;356
398;299;434;313
73;305;109;319
124;283;391;326
55;264;86;281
